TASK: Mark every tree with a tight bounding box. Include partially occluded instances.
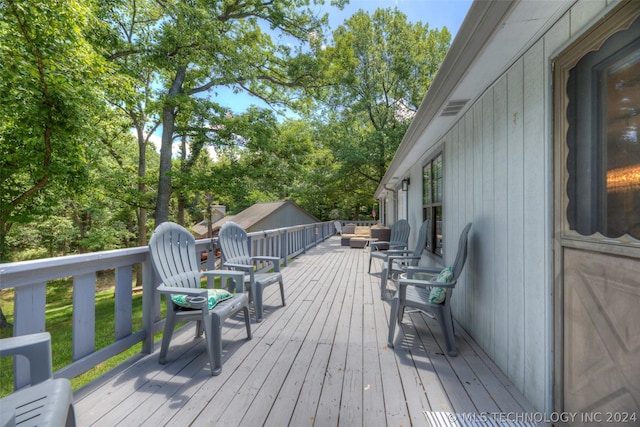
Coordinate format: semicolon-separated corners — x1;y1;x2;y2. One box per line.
143;0;339;226
317;8;450;217
90;0;163;248
0;0;114;261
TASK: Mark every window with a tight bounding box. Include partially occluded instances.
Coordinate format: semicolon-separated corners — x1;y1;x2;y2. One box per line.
423;154;443;256
566;16;640;239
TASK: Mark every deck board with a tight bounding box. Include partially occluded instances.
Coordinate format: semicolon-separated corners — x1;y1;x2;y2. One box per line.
73;237;539;426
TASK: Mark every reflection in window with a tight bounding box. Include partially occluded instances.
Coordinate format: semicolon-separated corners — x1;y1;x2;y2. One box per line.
423;154;443;255
566;17;640;239
604;50;640;237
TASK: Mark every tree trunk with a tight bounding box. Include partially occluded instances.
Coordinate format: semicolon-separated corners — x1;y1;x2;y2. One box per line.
154;66;187;227
176;135;188;226
0;306;12;329
135;123;148;287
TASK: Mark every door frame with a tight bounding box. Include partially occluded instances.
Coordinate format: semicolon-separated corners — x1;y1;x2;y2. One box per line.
552;0;640;414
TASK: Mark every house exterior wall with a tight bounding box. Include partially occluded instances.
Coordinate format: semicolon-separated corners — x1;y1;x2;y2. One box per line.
399;0;616;413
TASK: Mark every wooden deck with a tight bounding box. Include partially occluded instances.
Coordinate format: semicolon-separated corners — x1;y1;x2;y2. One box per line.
73;237;538;426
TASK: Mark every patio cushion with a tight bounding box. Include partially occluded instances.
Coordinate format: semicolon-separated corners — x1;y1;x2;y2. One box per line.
171;288;233;309
429;267;452;304
342;224;356;234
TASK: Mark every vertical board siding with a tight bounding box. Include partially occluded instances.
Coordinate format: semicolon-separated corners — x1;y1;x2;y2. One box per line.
570;0;607;37
464;111;475;327
492;77;509;372
507;59;525;391
445;124;461;319
472;102;484;341
400;0;617;415
479;93;495;358
523;39;548;411
439;53;550;408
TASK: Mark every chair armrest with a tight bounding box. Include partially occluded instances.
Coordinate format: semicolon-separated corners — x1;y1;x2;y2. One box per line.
223;262;255;284
202;270;245;293
370;241;389;250
157;285;207;297
0;378;74;427
0;332;53;386
388;242;408;250
387;255;421;272
251;256;279;262
223;262;253;271
251;256;281;272
384;249;414;255
398;278;457;290
388;255;421;262
405;266;443;276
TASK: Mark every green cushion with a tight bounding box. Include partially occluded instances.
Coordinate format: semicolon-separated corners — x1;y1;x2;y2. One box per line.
171;288;233;310
429;267;453;304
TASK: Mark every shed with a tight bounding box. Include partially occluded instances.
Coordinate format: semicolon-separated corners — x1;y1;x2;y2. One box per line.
212;201;318;233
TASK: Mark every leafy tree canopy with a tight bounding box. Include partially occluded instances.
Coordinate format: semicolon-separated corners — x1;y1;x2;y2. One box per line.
314;8;450;217
0;0;117;259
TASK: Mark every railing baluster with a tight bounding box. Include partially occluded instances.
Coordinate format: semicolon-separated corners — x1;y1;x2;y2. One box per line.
13;282;47;388
115;265;133;340
73;272;96;361
0;221;338;379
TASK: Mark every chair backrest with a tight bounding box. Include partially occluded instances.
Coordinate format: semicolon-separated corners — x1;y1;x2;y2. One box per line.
451;223;472;280
334;221;342;234
390;219;410;246
218;221;252;265
149;222;201;289
411;220;431;257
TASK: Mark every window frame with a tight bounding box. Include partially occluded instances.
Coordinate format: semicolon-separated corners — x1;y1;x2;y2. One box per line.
553;1;640;253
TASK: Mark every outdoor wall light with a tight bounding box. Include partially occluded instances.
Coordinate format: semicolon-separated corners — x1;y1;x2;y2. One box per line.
401;178;410;191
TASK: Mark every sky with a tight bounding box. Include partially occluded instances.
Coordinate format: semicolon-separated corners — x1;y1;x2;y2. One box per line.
214;0;473;116
148;0;473;152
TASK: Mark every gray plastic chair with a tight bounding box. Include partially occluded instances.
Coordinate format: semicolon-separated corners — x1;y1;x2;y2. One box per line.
0;332;76;426
149;222;251;376
334;221;342;235
388;223;471;357
218;221;285;323
380;219;431;299
368;219;411;273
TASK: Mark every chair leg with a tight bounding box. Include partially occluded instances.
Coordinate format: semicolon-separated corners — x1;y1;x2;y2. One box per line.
380;266;389;300
387;297;400;348
205;313;223;376
243;304;252;340
438;305;458;357
159;308;177;364
254;285;264;323
279;279;286;306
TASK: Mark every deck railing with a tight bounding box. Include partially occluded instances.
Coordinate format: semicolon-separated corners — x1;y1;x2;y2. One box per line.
0;220;362;389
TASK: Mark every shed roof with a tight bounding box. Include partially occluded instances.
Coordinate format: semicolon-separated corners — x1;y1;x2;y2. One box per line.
212;200;317;231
